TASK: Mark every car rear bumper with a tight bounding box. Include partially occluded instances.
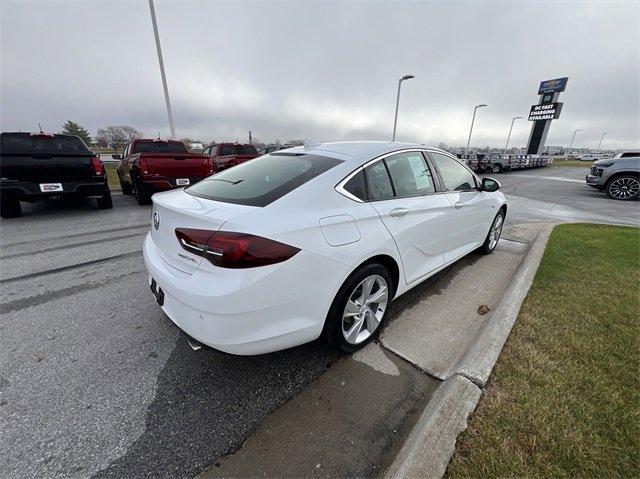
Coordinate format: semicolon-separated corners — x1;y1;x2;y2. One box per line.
0;179;109;200
143;232;350;355
137;176;207;192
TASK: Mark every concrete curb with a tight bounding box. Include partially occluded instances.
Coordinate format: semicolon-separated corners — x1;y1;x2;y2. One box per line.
454;223;554;387
384;375;482;479
384;224;555;479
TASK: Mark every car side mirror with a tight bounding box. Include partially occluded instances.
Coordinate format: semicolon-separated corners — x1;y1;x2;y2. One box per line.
112;154;122;160
481;177;501;192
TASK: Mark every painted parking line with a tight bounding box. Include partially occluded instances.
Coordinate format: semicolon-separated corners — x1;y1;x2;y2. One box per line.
506;174;585;184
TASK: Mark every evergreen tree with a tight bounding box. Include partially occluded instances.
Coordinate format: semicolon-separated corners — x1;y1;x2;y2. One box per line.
60;120;92;146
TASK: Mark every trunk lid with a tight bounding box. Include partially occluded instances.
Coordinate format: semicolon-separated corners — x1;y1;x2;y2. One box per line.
150;188;257;274
142;153;210;178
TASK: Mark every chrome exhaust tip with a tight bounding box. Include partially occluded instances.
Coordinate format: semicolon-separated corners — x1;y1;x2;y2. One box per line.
187;337;203;351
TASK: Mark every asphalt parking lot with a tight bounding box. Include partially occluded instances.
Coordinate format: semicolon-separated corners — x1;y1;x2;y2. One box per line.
0;165;637;478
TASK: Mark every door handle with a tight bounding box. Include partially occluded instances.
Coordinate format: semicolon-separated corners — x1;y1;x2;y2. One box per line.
454;202;466;209
390;207;410;217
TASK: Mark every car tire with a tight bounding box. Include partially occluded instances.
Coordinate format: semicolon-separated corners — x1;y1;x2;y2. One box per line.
478;209;505;255
324;263;393;353
134;179;152;205
605;175;640;201
0;198;22;218
96;191;113;209
120;179;132;195
491;164;502;174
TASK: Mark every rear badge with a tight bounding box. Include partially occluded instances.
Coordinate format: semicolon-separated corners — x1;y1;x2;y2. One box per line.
178;253;197;263
153;211;160;230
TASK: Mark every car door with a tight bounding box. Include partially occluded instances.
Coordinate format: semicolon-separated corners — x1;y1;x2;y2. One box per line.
366;150;452;284
427;151;495;263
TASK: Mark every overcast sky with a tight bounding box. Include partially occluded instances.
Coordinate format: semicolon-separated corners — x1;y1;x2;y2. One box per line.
1;0;638;149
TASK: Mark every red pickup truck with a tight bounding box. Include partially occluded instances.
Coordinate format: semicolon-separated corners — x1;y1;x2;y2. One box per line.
115;139;212;205
202;143;259;172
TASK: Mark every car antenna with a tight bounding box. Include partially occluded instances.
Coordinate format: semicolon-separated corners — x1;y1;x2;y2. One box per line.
38;123;43;133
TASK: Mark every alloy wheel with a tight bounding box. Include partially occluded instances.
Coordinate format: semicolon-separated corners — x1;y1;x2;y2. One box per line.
608;177;640;200
341;274;389;345
488;213;504;251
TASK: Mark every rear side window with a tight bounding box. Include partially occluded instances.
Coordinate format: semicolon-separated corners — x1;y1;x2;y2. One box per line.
0;133;91;155
385;152;435;197
235;144;257;155
343;170;367;201
220;145;234;156
133;141;188;154
364;161;394;200
429;152;477;191
186;153;342;207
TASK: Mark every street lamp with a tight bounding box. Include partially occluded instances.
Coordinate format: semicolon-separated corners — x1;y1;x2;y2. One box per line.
392;74;415;142
149;0;176;138
596;131;609;151
569;129;582;152
466;104;487;154
504;116;522;154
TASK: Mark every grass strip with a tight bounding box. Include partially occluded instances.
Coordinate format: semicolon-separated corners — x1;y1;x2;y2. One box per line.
447;223;640;478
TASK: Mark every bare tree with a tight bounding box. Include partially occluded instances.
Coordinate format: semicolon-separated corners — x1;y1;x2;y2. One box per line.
95;126;142;151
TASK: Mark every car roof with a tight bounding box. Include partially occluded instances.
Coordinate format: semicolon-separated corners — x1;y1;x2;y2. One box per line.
136;138;183;143
1;131;75;138
282;141;448;163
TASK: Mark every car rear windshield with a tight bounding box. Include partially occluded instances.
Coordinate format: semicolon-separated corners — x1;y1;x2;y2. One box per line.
133;141;188;154
186;153;342;207
0;133;91;155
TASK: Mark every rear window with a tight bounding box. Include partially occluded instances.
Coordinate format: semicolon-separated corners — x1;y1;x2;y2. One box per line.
0;133;91;155
186;153;342;207
236;144;257;155
133;141;188;154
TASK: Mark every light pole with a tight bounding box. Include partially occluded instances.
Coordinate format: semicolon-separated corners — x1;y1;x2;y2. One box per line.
392;74;415;142
569;129;582;152
596;131;609;151
466;104;487;154
149;0;176;138
504;116;522;154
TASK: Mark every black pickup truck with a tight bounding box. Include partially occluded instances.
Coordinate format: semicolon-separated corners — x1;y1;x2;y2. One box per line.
0;132;112;218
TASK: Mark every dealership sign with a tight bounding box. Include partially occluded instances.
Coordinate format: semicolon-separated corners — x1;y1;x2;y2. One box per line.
538;77;568;95
528;102;563;121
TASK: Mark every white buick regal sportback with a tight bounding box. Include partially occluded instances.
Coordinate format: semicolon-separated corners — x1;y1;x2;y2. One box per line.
143;142;506;355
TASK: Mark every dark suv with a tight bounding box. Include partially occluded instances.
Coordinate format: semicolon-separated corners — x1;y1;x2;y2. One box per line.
0;132;112;218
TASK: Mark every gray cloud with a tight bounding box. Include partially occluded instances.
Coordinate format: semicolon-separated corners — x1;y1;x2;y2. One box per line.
1;0;638;150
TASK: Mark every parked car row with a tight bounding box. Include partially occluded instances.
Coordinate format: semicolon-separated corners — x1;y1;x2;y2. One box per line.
455;153;553;174
114;140;262;204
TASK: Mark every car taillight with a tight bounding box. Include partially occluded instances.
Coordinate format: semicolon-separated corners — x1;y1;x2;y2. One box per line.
205;157;214;174
175;228;300;268
139;157;149;175
91;155;105;175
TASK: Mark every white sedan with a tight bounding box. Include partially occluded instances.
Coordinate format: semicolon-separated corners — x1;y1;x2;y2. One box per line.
143;142;506;355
